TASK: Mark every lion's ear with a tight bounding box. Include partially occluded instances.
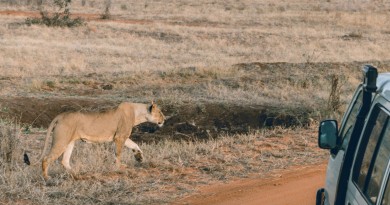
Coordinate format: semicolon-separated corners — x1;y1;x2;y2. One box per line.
148;100;154;113
149;102;156;113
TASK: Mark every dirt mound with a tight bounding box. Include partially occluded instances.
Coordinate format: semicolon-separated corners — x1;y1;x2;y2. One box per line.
0;97;313;142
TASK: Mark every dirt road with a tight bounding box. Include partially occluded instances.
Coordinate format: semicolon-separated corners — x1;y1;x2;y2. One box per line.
175;163;327;205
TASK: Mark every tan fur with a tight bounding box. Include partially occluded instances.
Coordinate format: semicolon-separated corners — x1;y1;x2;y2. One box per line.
35;102;165;180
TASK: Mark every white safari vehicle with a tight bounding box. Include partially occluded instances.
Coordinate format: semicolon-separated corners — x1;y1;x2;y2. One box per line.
317;65;390;205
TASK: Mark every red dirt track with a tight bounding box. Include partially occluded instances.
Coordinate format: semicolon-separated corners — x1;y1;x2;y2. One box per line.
175;163;326;205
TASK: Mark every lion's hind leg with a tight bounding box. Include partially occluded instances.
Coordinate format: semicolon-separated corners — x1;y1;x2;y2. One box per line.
42;144;67;181
42;129;75;181
125;138;143;163
61;141;75;171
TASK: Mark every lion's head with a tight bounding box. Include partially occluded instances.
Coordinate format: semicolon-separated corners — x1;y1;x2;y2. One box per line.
147;102;165;127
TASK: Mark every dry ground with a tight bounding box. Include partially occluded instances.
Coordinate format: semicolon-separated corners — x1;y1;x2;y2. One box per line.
176;163;327;205
1;0;390;204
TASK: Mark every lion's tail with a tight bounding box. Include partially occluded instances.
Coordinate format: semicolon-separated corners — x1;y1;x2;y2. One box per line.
30;114;63;166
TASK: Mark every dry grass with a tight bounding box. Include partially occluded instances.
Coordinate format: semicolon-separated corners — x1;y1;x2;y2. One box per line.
0;1;390;77
1;0;390;204
1;0;390;113
1;122;326;204
1;0;390;117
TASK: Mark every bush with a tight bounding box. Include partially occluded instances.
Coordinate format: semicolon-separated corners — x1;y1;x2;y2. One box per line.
25;0;84;27
100;0;112;19
0;121;22;172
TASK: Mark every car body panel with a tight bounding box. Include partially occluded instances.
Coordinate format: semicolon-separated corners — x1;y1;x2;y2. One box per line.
319;69;390;205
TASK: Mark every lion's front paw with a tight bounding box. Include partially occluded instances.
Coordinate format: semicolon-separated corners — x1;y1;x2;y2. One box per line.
134;152;143;163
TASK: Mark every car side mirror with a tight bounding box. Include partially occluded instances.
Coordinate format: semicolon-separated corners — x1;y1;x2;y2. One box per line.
318;120;338;149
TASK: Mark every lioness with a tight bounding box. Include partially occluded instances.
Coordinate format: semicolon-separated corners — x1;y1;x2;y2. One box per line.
34;101;165;180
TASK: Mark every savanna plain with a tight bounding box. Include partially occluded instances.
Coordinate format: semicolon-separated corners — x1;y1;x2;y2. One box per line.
1;0;390;204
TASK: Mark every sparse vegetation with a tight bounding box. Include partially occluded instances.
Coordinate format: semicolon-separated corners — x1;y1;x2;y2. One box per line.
120;4;127;10
25;0;84;27
100;0;111;19
327;74;343;118
0;121;22;172
1;0;390;204
342;31;363;40
0;122;325;204
0;0;389;77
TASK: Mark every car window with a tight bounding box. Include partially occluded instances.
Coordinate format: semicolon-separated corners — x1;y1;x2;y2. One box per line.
339;90;363;151
381;176;390;205
367;122;390;204
353;106;390;204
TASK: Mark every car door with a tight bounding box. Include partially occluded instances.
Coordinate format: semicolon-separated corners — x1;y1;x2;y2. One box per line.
324;86;363;204
346;102;390;205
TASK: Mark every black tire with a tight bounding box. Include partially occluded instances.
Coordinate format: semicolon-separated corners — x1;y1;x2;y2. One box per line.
316;188;325;205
